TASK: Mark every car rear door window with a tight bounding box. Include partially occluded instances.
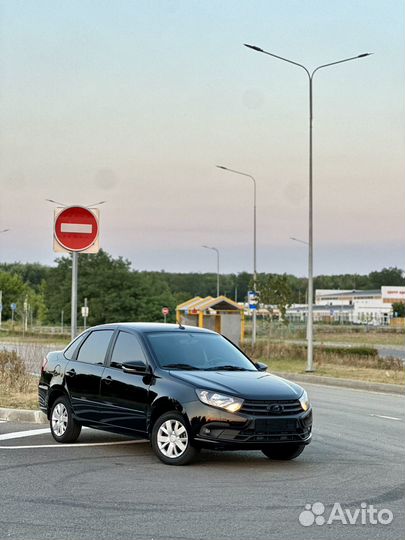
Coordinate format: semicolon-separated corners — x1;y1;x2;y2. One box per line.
76;330;114;365
110;331;147;368
64;333;88;360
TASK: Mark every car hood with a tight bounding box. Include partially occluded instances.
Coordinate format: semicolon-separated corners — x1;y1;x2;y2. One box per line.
169;370;303;400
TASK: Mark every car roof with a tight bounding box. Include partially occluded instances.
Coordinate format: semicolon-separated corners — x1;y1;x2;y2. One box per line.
86;322;216;334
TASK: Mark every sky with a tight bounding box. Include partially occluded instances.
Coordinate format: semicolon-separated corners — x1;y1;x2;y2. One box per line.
0;0;404;276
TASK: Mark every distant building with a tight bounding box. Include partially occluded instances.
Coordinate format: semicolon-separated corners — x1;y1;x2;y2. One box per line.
286;286;405;325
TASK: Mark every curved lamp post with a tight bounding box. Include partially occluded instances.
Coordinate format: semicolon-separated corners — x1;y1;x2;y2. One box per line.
217;165;257;347
244;44;372;371
202;245;220;297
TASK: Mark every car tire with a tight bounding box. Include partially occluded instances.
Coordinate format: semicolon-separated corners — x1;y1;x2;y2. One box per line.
261;443;306;460
151;411;198;465
50;396;82;443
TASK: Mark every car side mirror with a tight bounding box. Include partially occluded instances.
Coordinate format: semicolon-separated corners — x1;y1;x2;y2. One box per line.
122;360;148;374
255;362;268;372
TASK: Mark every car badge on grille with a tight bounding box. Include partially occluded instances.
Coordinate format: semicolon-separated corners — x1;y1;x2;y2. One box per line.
267;404;284;413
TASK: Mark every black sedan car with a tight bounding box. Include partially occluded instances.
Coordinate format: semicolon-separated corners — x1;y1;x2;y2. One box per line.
38;323;312;465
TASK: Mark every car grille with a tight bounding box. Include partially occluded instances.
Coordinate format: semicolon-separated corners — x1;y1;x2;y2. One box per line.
234;412;312;443
240;399;303;416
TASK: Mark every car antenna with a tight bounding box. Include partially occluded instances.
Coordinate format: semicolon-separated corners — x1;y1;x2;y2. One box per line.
176;319;185;329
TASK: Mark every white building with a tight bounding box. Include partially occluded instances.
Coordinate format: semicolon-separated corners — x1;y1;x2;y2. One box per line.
286;286;404;325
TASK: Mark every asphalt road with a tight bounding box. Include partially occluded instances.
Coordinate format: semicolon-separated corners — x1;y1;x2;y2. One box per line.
0;383;404;540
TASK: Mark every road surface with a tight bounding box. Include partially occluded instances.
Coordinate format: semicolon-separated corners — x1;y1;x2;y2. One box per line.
0;383;403;539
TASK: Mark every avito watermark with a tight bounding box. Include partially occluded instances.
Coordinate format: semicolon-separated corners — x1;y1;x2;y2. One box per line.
299;502;393;527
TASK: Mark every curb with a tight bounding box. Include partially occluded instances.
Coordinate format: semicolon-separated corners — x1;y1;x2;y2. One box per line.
0;407;48;424
273;371;405;395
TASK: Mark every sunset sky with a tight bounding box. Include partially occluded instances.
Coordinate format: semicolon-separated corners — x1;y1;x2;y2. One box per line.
0;0;403;275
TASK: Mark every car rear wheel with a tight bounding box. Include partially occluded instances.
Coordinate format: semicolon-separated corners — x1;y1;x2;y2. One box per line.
50;396;81;443
262;443;305;460
151;412;198;465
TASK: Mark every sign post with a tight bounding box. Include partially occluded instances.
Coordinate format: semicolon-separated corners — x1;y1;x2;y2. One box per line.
81;298;89;330
162;307;170;323
53;206;99;340
10;302;16;329
0;290;2;327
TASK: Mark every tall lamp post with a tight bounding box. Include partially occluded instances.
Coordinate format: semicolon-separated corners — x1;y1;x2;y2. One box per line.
202;245;220;297
217;165;257;347
0;229;10;328
244;44;372;372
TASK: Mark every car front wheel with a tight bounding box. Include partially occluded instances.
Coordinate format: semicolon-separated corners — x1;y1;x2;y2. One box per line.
151;412;198;465
50;396;82;443
262;443;306;460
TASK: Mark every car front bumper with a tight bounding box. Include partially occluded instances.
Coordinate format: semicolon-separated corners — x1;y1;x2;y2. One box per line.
184;401;313;450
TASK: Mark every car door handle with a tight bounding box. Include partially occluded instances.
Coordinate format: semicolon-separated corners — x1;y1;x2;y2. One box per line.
103;375;112;385
66;368;76;377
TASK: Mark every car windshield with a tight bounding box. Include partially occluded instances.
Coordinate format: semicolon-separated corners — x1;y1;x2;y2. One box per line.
145;332;256;371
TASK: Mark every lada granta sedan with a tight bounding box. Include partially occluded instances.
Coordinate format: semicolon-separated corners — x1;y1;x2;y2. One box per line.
39;323;312;465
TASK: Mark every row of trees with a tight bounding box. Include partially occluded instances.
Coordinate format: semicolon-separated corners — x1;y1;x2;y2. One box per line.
0;251;403;326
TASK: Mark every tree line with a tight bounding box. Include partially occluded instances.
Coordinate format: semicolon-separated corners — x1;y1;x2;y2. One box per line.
0;250;403;326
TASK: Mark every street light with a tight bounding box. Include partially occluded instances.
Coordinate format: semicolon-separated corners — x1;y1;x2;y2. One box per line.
244;43;372;372
0;229;10;234
217;165;258;347
202;245;220;297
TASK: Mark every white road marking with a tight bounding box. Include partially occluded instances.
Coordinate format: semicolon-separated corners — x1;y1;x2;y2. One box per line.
0;427;147;449
369;414;402;421
61;223;92;234
0;440;148;450
0;428;51;441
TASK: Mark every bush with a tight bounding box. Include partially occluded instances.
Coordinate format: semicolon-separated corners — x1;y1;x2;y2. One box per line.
0;349;31;392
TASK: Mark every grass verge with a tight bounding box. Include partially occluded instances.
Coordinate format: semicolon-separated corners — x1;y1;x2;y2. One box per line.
0;350;39;410
244;342;405;386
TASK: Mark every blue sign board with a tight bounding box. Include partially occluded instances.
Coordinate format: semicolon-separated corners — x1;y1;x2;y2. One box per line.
10;303;17;311
248;291;257;310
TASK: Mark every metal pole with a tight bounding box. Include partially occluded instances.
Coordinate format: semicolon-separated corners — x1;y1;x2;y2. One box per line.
83;297;88;331
0;290;2;327
71;252;78;339
244;44;371;372
61;309;64;334
252;177;257;348
216;166;257;346
202;245;220;297
216;248;220;297
306;76;314;371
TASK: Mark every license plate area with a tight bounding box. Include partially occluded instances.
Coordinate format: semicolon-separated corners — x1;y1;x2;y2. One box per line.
255;419;298;433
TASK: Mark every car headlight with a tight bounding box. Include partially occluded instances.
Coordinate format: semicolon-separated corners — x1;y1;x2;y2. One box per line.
196;389;244;413
299;389;310;412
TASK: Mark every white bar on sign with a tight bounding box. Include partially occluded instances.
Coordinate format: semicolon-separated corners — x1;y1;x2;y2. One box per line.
61;223;92;234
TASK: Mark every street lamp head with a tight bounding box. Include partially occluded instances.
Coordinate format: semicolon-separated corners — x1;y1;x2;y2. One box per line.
244;43;264;52
358;53;373;58
216;165;228;170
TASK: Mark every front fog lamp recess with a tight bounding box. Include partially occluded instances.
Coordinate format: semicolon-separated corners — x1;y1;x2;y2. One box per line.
196;389;244;413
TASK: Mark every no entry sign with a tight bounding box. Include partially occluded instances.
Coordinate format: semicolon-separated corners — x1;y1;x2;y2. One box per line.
54;206;99;253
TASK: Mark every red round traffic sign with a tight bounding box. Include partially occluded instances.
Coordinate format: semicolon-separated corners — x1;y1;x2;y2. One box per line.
54;206;99;252
162;307;170;316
